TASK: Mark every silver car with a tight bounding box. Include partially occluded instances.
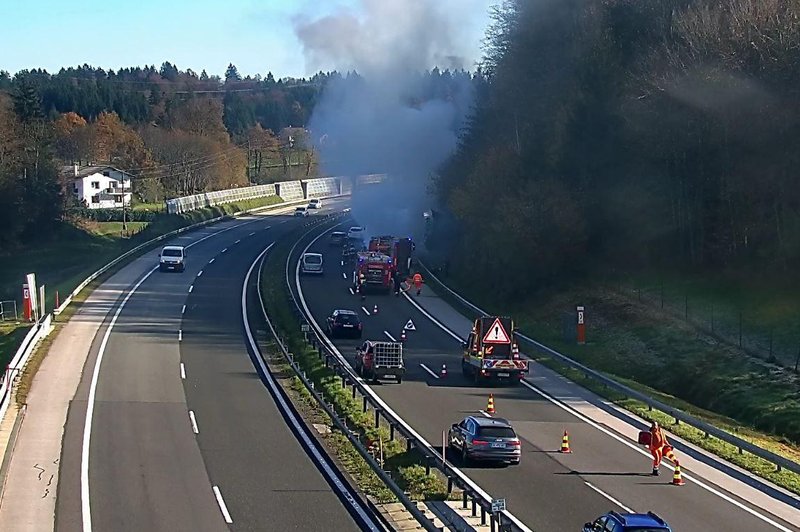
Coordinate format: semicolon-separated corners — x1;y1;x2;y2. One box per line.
448;416;521;464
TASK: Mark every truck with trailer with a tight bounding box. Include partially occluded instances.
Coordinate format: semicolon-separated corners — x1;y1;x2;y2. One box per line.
355;340;404;383
461;316;529;384
368;236;415;277
352;251;393;294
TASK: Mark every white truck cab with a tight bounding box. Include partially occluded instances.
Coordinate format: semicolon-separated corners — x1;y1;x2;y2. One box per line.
159;245;186;272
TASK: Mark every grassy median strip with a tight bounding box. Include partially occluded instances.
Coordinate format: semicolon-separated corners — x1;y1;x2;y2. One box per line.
259;231;454;504
423;267;800;496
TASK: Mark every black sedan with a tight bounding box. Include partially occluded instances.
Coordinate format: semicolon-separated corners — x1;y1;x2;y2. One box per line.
326;309;363;339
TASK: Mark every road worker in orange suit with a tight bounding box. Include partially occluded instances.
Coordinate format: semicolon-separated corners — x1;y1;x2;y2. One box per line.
649;421;676;476
412;272;423;296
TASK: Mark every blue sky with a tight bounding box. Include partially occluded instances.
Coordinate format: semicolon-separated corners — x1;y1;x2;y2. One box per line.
0;0;492;78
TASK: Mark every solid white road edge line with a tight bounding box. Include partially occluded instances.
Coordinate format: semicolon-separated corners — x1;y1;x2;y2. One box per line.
235;239;241;244
222;248;228;253
212;486;233;524
383;331;396;342
209;258;215;264
197;270;203;277
295;226;532;532
361;306;371;316
181;304;186;314
80;213;271;532
246;244;381;532
188;410;199;434
584;481;634;513
419;363;439;380
180;363;186;379
406;282;794;532
188;285;193;293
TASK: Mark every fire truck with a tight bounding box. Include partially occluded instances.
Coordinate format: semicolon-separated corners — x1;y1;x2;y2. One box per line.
352;251;393;294
368;236;415;277
461;316;529;384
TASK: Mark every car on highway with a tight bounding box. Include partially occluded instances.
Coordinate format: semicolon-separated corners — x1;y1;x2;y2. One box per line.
329;231;346;246
308;198;322;209
448;416;521;465
294;206;310;217
301;252;324;275
583;511;671;532
347;225;365;241
159;245;186;272
326;309;363;338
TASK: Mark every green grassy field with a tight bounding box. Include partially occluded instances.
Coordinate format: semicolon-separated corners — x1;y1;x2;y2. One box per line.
0;194;285;364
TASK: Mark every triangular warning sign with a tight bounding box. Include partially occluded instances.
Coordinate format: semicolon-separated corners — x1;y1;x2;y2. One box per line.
404;319;416;331
482;318;510;344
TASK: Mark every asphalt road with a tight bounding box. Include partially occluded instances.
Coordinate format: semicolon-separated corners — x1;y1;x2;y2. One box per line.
56;203;363;531
297;223;800;532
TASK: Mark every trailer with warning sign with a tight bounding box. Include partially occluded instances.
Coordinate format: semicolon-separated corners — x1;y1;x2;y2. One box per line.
461;316;528;384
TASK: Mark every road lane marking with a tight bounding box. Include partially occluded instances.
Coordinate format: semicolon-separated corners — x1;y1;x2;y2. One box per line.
406;277;794;531
180;363;186;379
178;330;182;342
209;258;215;264
249;231;256;236
235;239;241;244
420;363;439;379
340;260;344;266
584;481;633;513
478;410;492;418
222;248;228;253
188;285;193;293
349;288;355;295
181;304;186;314
188;410;199;434
197;270;203;277
342;272;347;279
384;331;396;342
212;486;233;524
361;306;370;316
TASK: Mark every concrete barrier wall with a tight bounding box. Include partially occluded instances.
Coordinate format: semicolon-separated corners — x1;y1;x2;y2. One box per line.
304;177;339;198
275;180;305;202
166;184;277;215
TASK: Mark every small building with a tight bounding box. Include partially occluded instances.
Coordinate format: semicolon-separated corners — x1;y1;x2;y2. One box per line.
64;165;133;209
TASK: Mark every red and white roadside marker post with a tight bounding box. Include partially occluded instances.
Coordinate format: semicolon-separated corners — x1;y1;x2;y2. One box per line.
22;283;32;322
577;305;586;345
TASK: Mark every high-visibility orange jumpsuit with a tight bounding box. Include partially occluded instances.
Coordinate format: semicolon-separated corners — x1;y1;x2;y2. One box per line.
649;425;675;472
413;272;423;295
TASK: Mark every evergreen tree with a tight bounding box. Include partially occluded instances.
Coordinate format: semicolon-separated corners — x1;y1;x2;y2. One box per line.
225;63;242;84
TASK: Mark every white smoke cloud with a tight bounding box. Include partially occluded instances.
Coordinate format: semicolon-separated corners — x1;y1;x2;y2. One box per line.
294;0;491;239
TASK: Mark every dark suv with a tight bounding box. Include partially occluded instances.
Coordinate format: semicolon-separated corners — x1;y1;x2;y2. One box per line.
583;511;671;532
448;416;521;465
326;309;363;339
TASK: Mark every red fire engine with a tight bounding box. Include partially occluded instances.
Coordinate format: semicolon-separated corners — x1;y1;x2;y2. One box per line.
353;251;393;294
368;236;415;277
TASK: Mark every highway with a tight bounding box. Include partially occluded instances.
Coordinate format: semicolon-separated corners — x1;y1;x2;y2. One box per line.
55;202;369;531
295;220;800;532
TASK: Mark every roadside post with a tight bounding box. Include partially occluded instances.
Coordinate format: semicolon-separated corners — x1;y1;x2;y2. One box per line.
22;283;31;322
491;498;506;532
577;305;586;345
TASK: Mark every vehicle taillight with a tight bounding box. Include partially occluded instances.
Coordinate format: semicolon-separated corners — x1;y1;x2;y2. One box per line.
472;439;489;446
358;323;363;330
509;440;521;447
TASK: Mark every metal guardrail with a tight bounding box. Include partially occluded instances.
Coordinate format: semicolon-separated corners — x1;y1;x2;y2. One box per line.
286;224;527;532
255;214;434;532
0;314;53;425
416;261;800;477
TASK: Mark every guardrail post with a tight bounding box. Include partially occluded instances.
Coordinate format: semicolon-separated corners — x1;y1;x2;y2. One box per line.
490;514;496;532
425;458;431;476
462;491;468;509
351;383;356;399
481;507;487;526
362;396;368;413
374;409;380;428
389;425;395;441
447;477;453;494
318;346;323;359
776;464;782;472
324;355;329;368
407;439;412;453
471;499;477;517
341;375;346;389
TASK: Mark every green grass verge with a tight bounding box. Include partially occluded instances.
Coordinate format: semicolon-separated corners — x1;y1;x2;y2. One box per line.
0;194;285;361
259;229;454;504
0;322;31;370
89;221;149;236
422;265;800;496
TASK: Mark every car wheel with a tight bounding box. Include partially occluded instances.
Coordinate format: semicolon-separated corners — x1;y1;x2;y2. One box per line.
396;376;402;384
461;444;469;464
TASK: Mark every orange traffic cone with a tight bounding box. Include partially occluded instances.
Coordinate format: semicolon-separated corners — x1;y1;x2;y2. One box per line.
373;304;378;314
560;431;571;453
440;364;447;378
486;394;495;414
671;460;685;486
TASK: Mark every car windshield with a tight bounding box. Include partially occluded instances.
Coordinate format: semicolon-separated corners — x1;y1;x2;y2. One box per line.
627;528;668;532
478;426;516;438
304;255;322;264
337;314;359;325
162;249;182;257
296;207;305;211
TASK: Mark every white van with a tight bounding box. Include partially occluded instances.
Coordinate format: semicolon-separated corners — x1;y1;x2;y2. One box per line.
301;252;323;275
159;245;186;272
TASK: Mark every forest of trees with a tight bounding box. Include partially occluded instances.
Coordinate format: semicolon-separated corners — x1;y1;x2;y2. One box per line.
0;62;337;249
440;0;800;294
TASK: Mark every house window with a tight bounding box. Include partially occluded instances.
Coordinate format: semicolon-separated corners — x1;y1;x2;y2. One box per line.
91;181;100;189
109;180;117;189
72;183;79;193
90;195;99;204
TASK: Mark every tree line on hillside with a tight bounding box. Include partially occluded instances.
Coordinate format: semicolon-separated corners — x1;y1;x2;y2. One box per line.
439;0;800;295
